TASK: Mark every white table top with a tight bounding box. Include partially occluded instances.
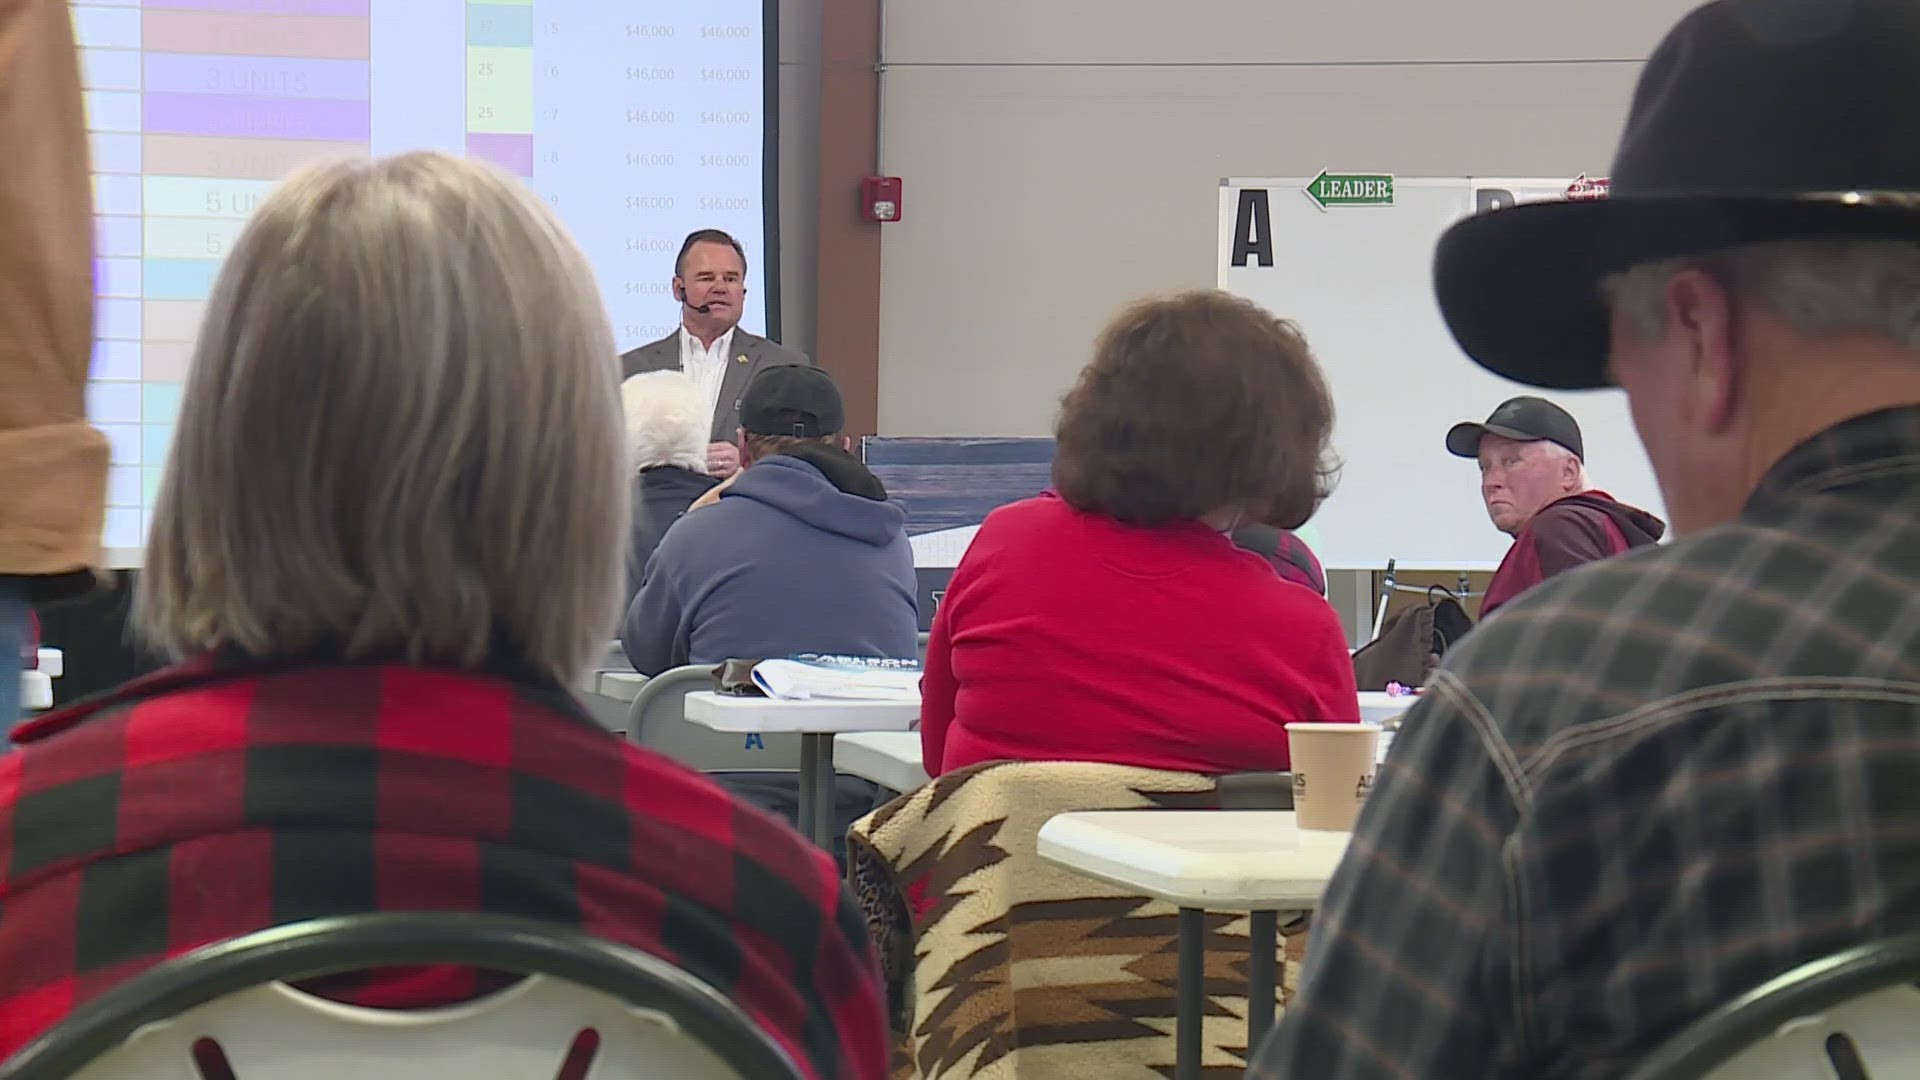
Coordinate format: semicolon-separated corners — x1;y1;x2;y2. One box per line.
36;648;61;678
1357;690;1418;725
829;730;1386;790
833;731;928;792
682;691;920;734
1037;810;1350;911
22;670;51;711
597;671;648;703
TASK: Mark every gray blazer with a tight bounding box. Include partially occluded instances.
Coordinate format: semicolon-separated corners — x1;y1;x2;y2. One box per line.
619;329;811;442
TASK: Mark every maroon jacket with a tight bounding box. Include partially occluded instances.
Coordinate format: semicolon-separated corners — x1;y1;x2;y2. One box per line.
0;653;888;1078
1480;491;1666;618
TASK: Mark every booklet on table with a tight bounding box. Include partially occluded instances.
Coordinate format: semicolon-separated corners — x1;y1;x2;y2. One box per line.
750;655;923;702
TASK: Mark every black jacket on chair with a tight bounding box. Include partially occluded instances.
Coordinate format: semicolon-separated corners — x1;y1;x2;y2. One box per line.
626;466;719;608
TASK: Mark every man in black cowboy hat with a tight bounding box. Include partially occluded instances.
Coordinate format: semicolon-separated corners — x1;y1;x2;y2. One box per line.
1254;1;1920;1077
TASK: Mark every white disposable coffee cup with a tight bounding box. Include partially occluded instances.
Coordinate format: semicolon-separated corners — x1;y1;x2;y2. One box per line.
1284;723;1383;832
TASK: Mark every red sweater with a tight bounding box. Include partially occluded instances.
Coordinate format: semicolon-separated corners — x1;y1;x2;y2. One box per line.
921;494;1359;777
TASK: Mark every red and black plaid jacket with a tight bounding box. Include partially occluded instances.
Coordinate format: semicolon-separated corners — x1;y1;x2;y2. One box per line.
0;652;887;1078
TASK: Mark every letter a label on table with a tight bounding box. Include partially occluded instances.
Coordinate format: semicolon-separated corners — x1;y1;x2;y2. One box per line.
1303;170;1395;212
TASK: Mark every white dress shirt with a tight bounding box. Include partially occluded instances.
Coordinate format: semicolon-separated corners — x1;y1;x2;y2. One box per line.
678;325;734;438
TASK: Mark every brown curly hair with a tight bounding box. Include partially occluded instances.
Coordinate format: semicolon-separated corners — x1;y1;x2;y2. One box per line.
1052;290;1338;529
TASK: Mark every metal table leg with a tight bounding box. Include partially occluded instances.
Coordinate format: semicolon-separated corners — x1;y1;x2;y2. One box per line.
802;730;833;849
813;732;835;845
1247;910;1278;1054
1177;906;1203;1080
798;732;827;848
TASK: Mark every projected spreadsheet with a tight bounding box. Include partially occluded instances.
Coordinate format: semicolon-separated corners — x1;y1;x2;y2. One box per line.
74;0;770;558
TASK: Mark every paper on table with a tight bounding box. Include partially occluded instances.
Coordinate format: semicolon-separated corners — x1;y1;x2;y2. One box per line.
752;656;924;702
910;526;979;568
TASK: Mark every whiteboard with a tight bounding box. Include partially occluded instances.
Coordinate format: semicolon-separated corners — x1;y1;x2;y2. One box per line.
1217;177;1665;571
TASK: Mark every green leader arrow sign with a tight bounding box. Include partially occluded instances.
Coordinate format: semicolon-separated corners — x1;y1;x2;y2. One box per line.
1304;171;1395;211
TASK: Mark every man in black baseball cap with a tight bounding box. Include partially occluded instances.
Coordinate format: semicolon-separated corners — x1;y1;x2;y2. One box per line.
1444;396;1663;619
622;363;918;677
1254;2;1920;1078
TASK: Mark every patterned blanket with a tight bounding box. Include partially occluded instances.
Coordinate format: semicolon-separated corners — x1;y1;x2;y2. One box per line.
847;760;1309;1079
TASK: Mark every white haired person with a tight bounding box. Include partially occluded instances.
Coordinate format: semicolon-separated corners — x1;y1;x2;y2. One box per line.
620;370;719;606
0;152;887;1079
1444;396;1663;618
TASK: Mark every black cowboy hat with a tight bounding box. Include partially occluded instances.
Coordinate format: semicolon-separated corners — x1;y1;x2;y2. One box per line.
1434;0;1920;391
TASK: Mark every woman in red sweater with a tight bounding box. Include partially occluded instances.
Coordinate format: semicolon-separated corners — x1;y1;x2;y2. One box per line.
920;291;1360;777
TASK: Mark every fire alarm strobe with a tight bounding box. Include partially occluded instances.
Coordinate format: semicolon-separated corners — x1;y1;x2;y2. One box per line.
862;176;903;222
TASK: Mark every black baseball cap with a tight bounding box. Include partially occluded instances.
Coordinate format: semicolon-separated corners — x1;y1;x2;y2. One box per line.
737;364;845;438
1445;396;1584;461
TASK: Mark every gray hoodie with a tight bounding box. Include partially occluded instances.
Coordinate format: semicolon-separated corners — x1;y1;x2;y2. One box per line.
620;447;920;675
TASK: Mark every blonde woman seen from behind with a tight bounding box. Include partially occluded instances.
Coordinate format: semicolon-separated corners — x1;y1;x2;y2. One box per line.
0;152;887;1080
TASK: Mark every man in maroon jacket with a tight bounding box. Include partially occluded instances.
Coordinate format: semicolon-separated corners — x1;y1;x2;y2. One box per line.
1447;397;1664;619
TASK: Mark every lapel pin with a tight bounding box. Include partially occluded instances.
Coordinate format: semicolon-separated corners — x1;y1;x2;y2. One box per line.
736;353;750;364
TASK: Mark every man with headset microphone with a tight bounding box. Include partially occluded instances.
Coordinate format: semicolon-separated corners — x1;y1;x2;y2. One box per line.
619;229;811;478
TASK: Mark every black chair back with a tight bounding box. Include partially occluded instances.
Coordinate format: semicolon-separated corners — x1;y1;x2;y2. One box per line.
1624;931;1920;1080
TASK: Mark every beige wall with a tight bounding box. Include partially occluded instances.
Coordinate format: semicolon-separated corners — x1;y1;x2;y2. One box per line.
776;0;823;356
871;0;1698;435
